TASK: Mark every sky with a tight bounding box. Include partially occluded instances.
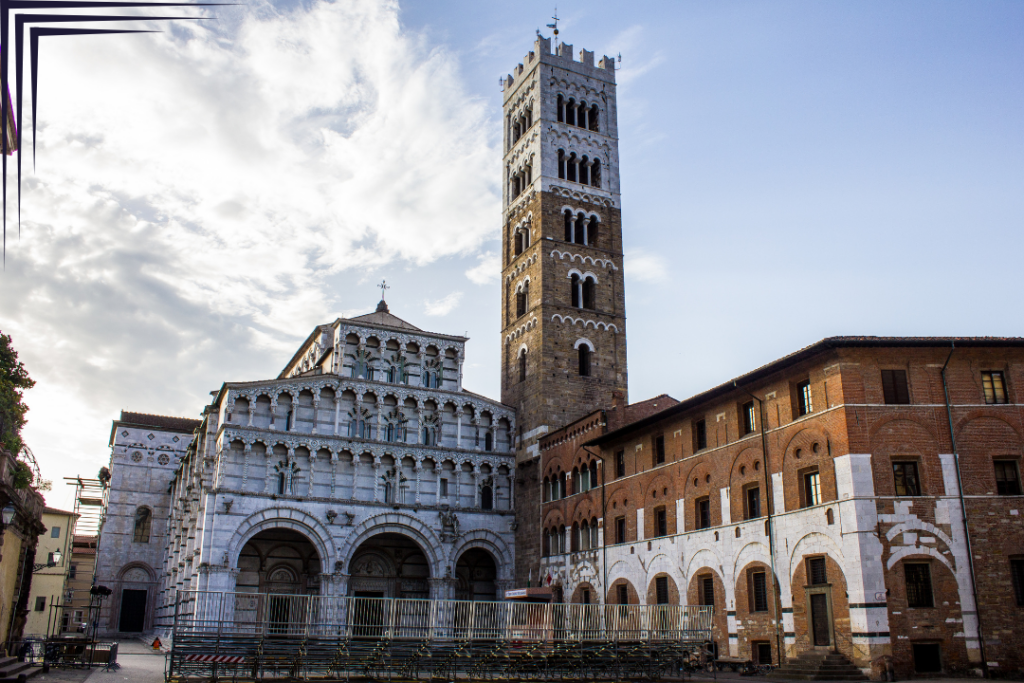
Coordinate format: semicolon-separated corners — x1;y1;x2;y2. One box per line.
1;0;1021;510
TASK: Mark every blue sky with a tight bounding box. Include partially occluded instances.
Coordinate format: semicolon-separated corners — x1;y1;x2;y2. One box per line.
2;0;1021;508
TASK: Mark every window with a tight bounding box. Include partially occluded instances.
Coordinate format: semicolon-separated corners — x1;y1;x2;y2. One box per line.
69;564;77;579
995;460;1021;495
881;369;910;404
617;584;628;605
802;470;821;507
700;576;715;607
590;461;599;488
439;478;449;498
753;642;772;666
982;371;1008;404
905;563;934;608
516;284;528;317
581;277;596;309
570;273;581;307
745;486;761;520
694;419;707;451
797;380;812;416
51;526;60;539
133;507;152;543
615;516;626;544
742;401;756;435
807;557;827;585
654;435;665;465
518;349;527;383
749;570;768;612
34;597;46;612
654;507;667;537
615;450;625;478
655;576;669;604
893;461;921;496
696;497;711;530
578;345;591;377
582;589;590;604
1011;558;1024;607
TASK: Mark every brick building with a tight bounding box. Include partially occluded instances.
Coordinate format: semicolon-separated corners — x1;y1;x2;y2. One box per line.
534;338;1024;677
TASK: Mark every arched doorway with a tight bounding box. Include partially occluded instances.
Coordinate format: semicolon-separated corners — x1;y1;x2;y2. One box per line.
348;533;431;599
235;528;322;595
455;548;497;601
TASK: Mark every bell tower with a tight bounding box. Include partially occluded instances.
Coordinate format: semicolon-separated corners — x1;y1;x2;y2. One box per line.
501;36;628;583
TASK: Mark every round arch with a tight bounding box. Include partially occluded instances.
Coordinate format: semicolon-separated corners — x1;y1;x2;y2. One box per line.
336;512;443;577
227;506;335;571
450;528;514;580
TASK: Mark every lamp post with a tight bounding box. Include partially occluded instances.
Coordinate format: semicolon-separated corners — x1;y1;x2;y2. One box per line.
33;549;62;573
0;503;16;531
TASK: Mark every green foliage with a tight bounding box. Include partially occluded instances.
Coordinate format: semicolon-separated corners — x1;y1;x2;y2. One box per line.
11;462;32;489
0;332;35;454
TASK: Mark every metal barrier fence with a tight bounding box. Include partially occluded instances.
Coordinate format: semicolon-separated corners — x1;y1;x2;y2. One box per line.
169;590;714;681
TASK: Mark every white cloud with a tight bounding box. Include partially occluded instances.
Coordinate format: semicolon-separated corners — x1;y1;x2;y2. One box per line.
424;291;463;316
4;0;499;504
465;251;500;284
624;249;669;283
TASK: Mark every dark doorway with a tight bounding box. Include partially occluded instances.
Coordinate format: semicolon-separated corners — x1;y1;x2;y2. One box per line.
118;589;147;632
455;549;498;601
809;593;829;646
912;643;942;673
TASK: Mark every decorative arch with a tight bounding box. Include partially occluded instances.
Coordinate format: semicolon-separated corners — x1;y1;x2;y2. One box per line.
686;547;726;580
574;337;594;351
788;531;845;579
116;561;155;583
227;506;335;571
450;529;514;580
733;541;773;580
336;511;444;577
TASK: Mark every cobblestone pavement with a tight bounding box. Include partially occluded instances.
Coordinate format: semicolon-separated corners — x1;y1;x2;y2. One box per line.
28;639;166;683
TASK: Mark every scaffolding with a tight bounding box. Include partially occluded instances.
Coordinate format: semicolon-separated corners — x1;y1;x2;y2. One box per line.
168;591;713;682
64;477;108;537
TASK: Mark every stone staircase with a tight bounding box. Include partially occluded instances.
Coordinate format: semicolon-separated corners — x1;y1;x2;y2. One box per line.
767;650;868;681
0;656;40;682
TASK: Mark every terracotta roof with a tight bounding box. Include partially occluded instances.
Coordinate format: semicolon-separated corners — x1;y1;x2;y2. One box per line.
43;507;77;517
585;335;1024;447
116;411;201;433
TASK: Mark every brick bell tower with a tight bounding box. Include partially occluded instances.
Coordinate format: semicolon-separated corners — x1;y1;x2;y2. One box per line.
501;36;628;584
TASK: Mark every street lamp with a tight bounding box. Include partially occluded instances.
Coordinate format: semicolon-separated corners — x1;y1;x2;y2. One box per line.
0;503;16;530
33;549;62;573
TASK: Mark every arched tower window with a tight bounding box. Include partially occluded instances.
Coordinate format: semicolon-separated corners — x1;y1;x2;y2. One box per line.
575;213;587;245
591;159;602;188
518;348;527;383
577;102;587;129
557;95;565;123
563;210;573;241
570;274;581;308
581;520;590;550
484;431;493;452
579;156;590;186
133;508;151;543
481;484;493;510
590;461;599;487
589;104;599;132
543;529;551;556
582;276;596;310
558;525;566;554
571;522;580;552
558;150;566;179
516;282;528;318
590;517;599;547
578;345;592;377
566;98;576;126
567;153;578;183
588;216;599;247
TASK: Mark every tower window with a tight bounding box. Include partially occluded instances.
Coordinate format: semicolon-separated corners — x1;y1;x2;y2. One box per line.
589;104;599;131
518;349;527;383
904;563;934;608
615;516;626;544
742;401;756;435
653;435;665;465
578;345;591;377
796;380;812;416
563;210;573;241
655;576;669;604
881;369;910;404
566;98;576;126
694;419;707;451
558;149;566;179
591;159;601;188
587;216;599;246
481;485;493;510
995;460;1021;495
615;450;625;478
514;231;523;256
749;570;768;612
557;95;565;123
700;575;715;607
802;469;821;507
982;371;1008;404
582;277;596;310
574;212;586;244
133;507;151;543
1011;558;1024;606
893;461;921;496
579;155;590;185
654;507;667;537
695;497;711;529
570;274;580;308
745;486;761;519
567;153;577;182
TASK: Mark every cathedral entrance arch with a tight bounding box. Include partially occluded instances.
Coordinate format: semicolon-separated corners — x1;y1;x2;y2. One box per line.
348;533;431;599
455;548;497;601
236;528;322;595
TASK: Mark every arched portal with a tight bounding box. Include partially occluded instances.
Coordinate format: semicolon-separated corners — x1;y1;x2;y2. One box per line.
455;548;497;601
236;528;322;595
348;533;431;599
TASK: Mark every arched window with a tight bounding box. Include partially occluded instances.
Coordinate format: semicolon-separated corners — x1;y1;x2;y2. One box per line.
579;156;590;186
572;466;580;494
579;345;592;377
570;274;581;308
558;525;566;554
588;216;599;246
590;461;599;487
590;517;599;547
133;508;151;543
386;366;395;383
567;153;577;182
575;213;587;244
557;95;565;123
591;159;601;188
559;471;567;498
543;477;550;502
484;431;493;452
385;423;395;442
577;102;587;128
481;484;493;510
384;479;394;504
514;231;523;256
563;210;573;241
543;529;551;556
581;520;590;550
582;277;596;310
571;522;580;552
278;471;286;494
580;466;590;492
589;104;599;132
558;149;566;179
518;349;527;383
566;98;576;126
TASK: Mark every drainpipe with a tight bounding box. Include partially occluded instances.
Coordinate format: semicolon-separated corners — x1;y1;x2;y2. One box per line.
581;445;607;603
735;382;783;667
940;344;988;678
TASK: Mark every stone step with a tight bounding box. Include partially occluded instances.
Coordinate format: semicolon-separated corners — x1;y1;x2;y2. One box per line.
0;663;40;683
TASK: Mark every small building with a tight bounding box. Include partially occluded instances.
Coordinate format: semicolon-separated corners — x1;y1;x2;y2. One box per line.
23;508;77;638
0;447;46;645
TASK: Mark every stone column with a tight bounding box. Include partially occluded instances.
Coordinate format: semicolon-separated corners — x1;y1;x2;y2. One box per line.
330;452;338;499
375;399;384;441
473;465;481;508
372;457;382;502
311;395;320;434
453;467;461;509
269;397;279;428
241;443;251;490
333;392;341;435
413;407;423;445
414;462;423;505
263;451;273;493
308;451;317;497
490;426;498;453
352;456;360;500
247;403;255;427
455;409;463;448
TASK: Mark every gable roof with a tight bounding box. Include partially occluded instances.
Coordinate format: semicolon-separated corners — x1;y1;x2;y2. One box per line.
110;411;201;445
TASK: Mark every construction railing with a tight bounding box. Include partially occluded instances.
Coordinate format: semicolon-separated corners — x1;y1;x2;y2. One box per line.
169;590;714;681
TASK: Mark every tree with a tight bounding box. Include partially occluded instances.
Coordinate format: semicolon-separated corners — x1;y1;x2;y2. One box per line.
0;332;35;454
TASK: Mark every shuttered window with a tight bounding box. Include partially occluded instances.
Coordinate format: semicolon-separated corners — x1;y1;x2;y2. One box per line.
655;576;669;605
995;461;1021;496
881;369;910;404
893;461;922;496
750;571;768;612
700;576;715;607
807;557;827;585
617;584;629;605
982;371;1008;404
1011;558;1024;607
905;563;934;608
